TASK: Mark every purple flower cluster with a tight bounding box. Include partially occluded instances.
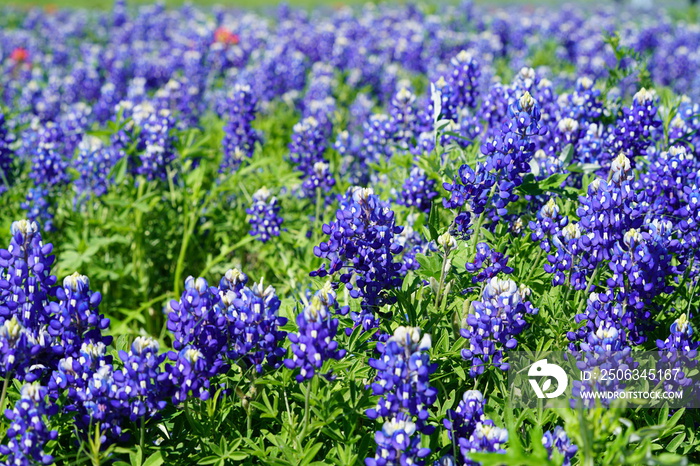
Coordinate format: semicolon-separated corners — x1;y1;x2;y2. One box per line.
656;314;699;391
0;220;59;381
366;417;431;466
0;383;58;466
289;117;335;198
460;277;538;377
73;136;124;202
605;88;661;170
246;187;284;243
465;242;514;284
166;269;288;401
571;321;634;407
443;163;495;236
0;112;13;194
481;91;548;217
395;167;438;214
114;337;169;421
29;123;69;188
311;187;406;333
284;283;347;382
49;272;112;360
542;426;577;466
137;107;176;181
221;84;260;173
441;390;507;466
365;326;437;466
439;51;482;120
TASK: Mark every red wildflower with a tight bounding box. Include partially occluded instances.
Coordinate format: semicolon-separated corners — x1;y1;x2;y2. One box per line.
214;27;240;46
10;47;29;64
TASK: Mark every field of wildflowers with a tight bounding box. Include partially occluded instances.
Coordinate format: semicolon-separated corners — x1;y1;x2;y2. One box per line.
1;0;700;465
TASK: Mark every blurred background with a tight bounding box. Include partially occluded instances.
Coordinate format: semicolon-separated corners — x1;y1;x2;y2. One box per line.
0;0;694;11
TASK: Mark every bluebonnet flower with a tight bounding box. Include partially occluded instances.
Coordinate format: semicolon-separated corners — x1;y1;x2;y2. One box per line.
0;220;58;381
443;162;496;236
30;123;68;188
481;91;548;217
431;76;457;122
657;313;699;356
301;63;337;135
465;242;514;284
165;270;288;402
137;108;176;181
0;383;58;466
395;167;438;214
0;112;13;194
576;122;605;165
542;426;577;466
221;84;260;173
366;327;437;465
73;137;124;202
49;341;112;402
166;276;228;402
50;342;126;442
606;88;661;169
0;316;50;384
21;187;53;232
361;114;396;163
218;267;249;296
167;346;212;404
284;282;346;381
563;77;603;122
656;314;699;391
446;50;481;112
636;145;698;219
224;277;288;372
365;416;431;466
443;390;507;465
311;187;406;333
60;103;92;157
389;86;419;151
114;337;169;421
366;327;437;431
571;321;634;407
460;277;537;377
246;187;283;243
49;272;112;360
543;221;586;289
546;160;647;293
288;116;335;199
542;117;581;160
529;198;569;252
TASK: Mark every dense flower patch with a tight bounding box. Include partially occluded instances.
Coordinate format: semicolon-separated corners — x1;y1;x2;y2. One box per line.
0;0;698;464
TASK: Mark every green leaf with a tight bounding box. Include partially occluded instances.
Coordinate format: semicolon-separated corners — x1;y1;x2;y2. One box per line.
143;452;164;466
666;432;686;453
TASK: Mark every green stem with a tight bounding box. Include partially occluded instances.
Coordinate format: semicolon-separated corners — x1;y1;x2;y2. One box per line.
133;180;146;282
471;185;496;257
434;250;451;310
312;187;323;248
302;382;311;439
0;372;10;417
525;247;544;283
198;236;254;278
471;211;486;257
246;404;252;438
174;210;197;298
139;415;145;453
